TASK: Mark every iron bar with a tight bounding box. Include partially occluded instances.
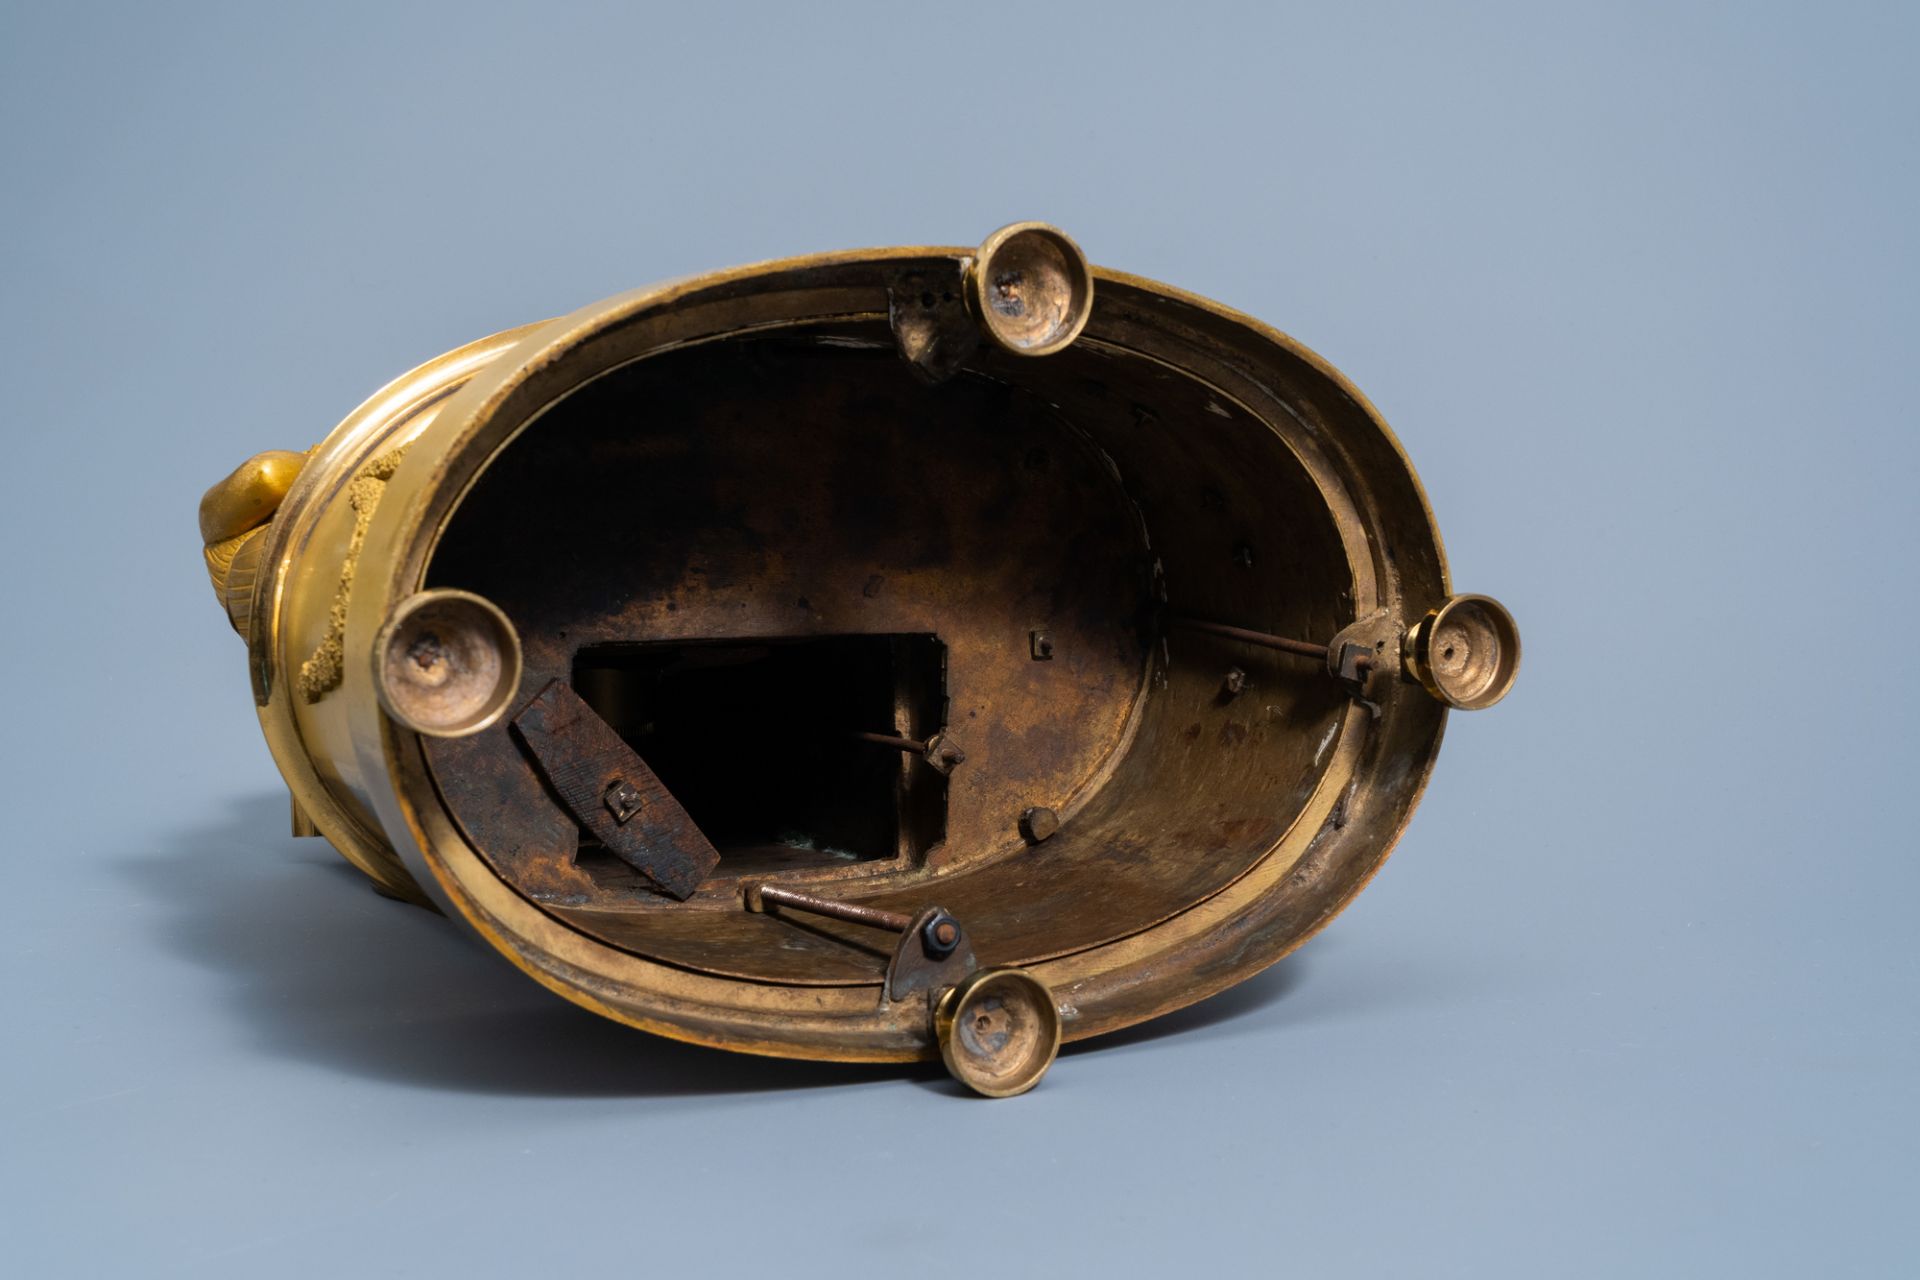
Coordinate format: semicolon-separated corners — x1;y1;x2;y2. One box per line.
1169;616;1330;660
754;884;915;934
850;730;928;755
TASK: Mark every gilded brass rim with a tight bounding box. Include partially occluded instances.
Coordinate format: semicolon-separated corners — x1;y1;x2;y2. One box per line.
249;325;540;903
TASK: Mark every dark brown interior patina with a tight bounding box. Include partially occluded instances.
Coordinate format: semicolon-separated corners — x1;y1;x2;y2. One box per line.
423;326;1353;984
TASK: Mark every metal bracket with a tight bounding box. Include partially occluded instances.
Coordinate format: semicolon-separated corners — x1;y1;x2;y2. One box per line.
884;907;978;1004
511;679;721;900
888;263;978;384
1324;611;1400;697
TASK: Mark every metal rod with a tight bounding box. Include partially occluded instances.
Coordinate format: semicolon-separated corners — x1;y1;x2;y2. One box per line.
1169;616;1330;660
850;730;927;755
754;884;914;934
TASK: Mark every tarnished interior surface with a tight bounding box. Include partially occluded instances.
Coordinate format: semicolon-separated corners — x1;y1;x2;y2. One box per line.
422;329;1354;983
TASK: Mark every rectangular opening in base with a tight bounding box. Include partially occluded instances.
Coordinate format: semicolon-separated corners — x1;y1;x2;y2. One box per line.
571;634;947;879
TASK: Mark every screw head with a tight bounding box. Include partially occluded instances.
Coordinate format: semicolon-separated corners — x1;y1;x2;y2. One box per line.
602;779;643;824
924;732;967;775
1020;805;1061;843
923;913;962;958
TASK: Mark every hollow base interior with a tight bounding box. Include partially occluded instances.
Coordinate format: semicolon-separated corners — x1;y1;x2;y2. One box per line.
421;328;1354;985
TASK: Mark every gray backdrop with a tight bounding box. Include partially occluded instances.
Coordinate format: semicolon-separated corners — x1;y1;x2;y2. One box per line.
3;2;1913;1275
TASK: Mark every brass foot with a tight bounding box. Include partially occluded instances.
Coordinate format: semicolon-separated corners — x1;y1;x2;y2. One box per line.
934;968;1062;1098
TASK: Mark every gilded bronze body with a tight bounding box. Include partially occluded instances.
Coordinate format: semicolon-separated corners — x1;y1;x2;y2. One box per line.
198;224;1519;1095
